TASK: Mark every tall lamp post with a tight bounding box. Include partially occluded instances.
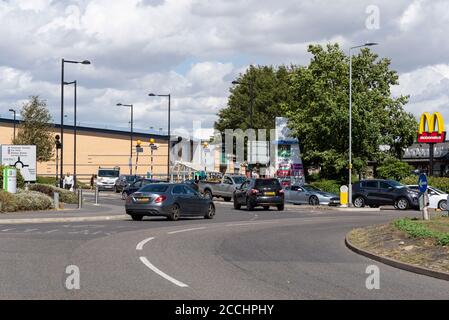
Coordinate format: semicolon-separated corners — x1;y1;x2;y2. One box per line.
148;93;171;182
60;58;90;187
117;103;134;175
8;108;16;142
348;42;378;206
55;135;62;186
232;78;255;175
64;80;77;189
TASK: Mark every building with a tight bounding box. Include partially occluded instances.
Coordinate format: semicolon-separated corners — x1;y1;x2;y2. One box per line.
403;142;449;177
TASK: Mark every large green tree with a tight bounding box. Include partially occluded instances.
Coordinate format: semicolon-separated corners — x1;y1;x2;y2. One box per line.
215;64;297;135
14;96;54;162
283;43;417;179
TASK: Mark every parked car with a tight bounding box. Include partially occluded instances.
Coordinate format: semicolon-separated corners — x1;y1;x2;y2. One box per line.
121;178;162;199
125;183;215;221
284;185;340;206
352;179;419;210
198;174;247;201
233;178;284;211
114;175;139;193
97;167;120;191
406;185;448;210
183;179;199;192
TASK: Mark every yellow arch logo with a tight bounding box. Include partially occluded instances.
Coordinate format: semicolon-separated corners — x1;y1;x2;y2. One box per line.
418;112;445;134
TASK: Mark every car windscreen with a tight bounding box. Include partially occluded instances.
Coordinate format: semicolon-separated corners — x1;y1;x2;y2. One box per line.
303;185;321;192
388;180;405;188
255;179;281;188
232;176;247;184
98;170;119;177
139;185;169;193
125;176;137;182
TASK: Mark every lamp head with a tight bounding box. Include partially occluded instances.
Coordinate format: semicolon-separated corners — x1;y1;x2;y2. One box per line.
116;103;123;106
148;93;156;96
81;60;91;65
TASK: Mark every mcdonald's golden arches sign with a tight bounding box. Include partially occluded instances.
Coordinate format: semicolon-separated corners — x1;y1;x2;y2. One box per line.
417;112;446;143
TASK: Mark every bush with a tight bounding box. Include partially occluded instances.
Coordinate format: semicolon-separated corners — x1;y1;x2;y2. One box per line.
401;176;449;193
0;165;25;189
28;183;78;204
0;189;53;212
377;159;412;181
309;180;341;195
393;218;449;246
36;176;57;185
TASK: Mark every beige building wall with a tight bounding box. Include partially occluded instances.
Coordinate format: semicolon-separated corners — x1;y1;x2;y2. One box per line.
0;121;168;183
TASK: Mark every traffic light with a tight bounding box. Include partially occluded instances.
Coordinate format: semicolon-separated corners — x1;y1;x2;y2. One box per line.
136;139;142;147
149;138;155;145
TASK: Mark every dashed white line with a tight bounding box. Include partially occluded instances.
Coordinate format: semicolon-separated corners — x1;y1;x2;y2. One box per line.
167;227;206;235
136;237;155;251
23;229;38;233
226;221;279;227
45;230;59;234
1;228;15;232
139;256;188;288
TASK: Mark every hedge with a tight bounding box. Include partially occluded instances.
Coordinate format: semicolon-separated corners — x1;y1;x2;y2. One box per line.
401;176;449;193
0;189;53;212
28;183;78;204
309;180;341;195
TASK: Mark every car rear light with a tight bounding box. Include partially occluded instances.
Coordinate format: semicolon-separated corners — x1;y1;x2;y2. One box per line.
250;189;259;195
278;189;284;194
154;195;166;203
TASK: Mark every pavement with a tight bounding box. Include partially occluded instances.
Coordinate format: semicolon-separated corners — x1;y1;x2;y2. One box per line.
0;191;448;299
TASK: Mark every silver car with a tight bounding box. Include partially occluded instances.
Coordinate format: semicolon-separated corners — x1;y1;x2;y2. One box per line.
284;185;340;206
125;183;215;221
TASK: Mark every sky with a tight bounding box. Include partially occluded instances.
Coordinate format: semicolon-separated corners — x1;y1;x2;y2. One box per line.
0;0;448;139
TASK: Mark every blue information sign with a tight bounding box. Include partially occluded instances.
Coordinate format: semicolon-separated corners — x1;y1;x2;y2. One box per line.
418;174;428;193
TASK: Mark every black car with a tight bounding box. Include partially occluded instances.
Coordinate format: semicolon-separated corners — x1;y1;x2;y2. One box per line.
121;178;162;199
114;175;138;193
352;179;419;210
233;178;284;211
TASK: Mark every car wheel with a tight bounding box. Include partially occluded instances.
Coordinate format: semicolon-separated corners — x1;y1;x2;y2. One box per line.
204;190;213;200
114;186;119;193
233;197;241;210
353;196;366;208
395;197;410;210
168;204;181;221
131;215;143;221
438;200;447;211
223;197;231;202
277;204;284;211
121;192;128;200
309;196;319;206
246;199;255;211
204;203;215;219
263;206;269;210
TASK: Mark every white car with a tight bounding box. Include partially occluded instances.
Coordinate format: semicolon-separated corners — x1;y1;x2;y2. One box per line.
406;185;448;210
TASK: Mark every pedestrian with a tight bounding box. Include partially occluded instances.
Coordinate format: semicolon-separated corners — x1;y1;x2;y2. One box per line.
64;173;73;191
90;174;95;190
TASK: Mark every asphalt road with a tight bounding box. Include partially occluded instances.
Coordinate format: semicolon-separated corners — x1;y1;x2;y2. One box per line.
0;193;448;299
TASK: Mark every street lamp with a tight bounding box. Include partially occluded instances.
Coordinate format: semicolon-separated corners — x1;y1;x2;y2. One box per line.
8;108;16;142
202;141;209;173
55;135;62;186
149;138;158;178
348;42;378;206
117;103;134;175
232;78;255;174
60;58;90;187
64;80;77;189
148;93;171;182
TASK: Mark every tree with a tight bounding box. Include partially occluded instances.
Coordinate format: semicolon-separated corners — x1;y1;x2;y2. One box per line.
14;96;54;162
283;43;417;180
377;158;413;181
215;64;297;136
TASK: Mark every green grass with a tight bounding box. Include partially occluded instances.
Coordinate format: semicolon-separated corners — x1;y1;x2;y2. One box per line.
393;218;449;246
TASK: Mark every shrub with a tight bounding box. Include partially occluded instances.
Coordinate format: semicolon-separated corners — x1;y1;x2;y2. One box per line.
309;180;341;195
377;159;412;181
0;189;53;212
393;218;449;246
401;176;449;193
28;183;78;204
0;165;25;189
36;176;57;185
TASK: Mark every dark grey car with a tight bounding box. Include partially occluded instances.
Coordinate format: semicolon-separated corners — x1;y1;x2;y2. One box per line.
125;183;215;221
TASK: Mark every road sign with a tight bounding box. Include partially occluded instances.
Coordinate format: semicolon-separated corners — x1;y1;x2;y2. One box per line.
1;145;36;181
418;174;428;193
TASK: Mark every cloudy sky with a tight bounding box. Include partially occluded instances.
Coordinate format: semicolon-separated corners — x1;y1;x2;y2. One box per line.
0;0;448;138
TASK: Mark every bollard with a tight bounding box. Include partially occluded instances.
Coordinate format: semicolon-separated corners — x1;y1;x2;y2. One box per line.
54;192;60;210
94;185;99;205
340;185;348;208
78;189;83;209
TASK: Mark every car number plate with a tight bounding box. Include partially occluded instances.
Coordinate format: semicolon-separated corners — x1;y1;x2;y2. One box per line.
265;192;275;196
135;198;150;203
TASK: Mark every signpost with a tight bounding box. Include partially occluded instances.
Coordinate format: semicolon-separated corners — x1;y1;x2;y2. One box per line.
418;174;430;220
1;145;36;182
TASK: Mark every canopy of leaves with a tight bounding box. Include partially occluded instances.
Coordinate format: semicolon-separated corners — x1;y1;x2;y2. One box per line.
14;96;54;162
377;158;413;181
283;43;417;179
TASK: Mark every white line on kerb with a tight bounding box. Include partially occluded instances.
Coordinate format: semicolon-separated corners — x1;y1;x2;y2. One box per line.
167;227;206;235
136;237;155;251
139;256;188;288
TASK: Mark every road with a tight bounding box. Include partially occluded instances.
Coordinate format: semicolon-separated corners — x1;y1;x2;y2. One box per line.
0;192;448;299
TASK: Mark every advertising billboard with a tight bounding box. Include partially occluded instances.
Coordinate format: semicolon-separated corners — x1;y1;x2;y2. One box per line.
0;145;37;182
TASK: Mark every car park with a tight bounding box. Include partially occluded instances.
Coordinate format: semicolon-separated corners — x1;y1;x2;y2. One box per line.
97;167;120;191
406;185;448;210
352;179;419;210
114;175;138;193
121;178;162;199
125;183;215;221
284;185;340;206
233;178;284;211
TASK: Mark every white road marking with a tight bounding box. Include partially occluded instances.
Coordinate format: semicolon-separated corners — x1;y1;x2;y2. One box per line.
226;221;279;227
136;237;155;250
167;227;206;235
1;228;15;232
45;230;59;234
23;229;38;233
139;256;188;288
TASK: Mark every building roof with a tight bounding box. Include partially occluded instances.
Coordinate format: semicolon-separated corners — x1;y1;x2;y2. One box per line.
403;142;449;160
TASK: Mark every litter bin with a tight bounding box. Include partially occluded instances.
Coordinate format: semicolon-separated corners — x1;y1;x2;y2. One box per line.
2;166;17;194
340;185;348;207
